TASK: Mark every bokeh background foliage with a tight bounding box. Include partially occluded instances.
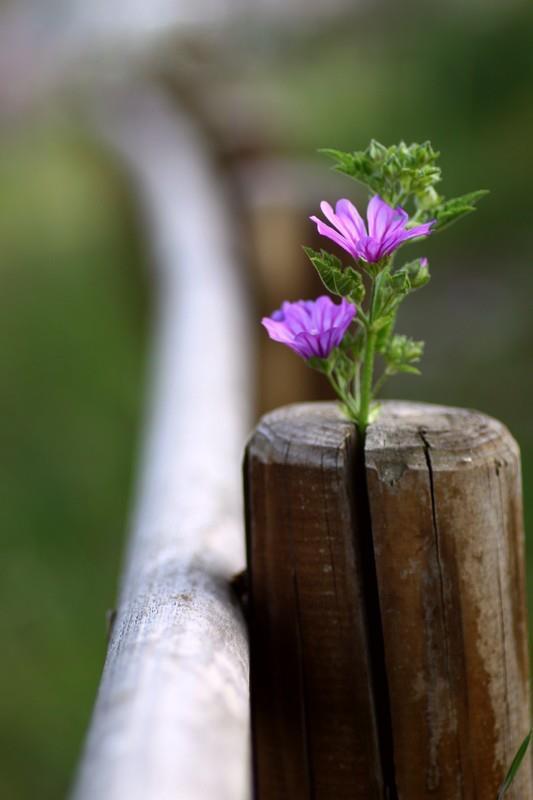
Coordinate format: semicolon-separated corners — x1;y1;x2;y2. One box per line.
0;123;148;798
1;1;532;797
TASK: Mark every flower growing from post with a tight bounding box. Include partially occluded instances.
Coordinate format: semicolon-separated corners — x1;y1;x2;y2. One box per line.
262;296;356;359
261;140;487;434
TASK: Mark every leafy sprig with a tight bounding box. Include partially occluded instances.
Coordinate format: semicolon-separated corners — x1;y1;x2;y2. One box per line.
303;248;365;305
301;140;487;431
321;140;488;230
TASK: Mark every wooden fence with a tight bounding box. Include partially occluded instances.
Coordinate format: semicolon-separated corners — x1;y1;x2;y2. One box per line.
71;91;532;799
5;2;529;798
70;76;530;800
72;88;252;800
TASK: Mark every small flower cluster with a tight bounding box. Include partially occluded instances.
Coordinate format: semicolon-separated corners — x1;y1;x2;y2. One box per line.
262;140;486;432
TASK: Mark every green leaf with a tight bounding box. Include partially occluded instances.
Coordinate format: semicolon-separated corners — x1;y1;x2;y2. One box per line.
385;334;424;372
375;314;396;354
452;189;489;206
433;189;489;230
374;261;429;325
332;347;357;381
303;247;365;303
397;258;430;290
307;356;330;374
318;148;361;176
320;140;442;206
319;142;487;234
373;269;413;319
396;364;421;375
373;314;396;332
498;729;532;799
388;270;412;295
340;329;365;360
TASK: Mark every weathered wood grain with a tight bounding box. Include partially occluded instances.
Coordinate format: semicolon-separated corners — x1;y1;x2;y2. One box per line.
366;401;531;799
72;90;252;800
245;403;388;799
246;400;530;800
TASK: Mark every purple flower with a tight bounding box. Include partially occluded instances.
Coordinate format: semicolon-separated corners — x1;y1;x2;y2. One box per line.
310;195;435;264
262;295;356;359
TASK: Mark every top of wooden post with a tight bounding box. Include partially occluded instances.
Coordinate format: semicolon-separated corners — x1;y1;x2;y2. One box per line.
247;400;357;462
249;399;519;478
365;399;518;462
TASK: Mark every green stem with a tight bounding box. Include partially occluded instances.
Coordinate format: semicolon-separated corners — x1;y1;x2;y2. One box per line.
325;372;358;422
358;271;385;433
358;327;377;434
372;367;391;398
328;372;359;420
353;360;361;404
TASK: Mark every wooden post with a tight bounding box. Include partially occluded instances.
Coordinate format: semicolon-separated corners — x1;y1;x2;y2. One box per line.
245;401;531;799
245;403;388;798
366;401;531;799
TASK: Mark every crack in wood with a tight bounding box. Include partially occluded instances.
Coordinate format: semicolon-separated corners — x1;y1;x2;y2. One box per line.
419;427;466;799
357;436;399;800
491;462;512;763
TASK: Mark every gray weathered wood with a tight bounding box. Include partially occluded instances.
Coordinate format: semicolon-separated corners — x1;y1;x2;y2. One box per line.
72;89;252;800
245;400;531;799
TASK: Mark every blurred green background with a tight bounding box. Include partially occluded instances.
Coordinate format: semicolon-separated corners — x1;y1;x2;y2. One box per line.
1;1;532;797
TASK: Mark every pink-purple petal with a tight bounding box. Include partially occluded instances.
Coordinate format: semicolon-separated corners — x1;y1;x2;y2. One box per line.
403;221;435;239
335;198;367;239
262;296;356;360
319;201;345;233
367;195;393;238
310;216;358;258
261;317;295;344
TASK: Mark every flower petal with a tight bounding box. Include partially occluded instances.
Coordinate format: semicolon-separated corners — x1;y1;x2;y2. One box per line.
355;235;385;263
261;316;295;344
335;198;367;240
279;301;313;335
319;201;341;229
367;195;398;239
310;216;358;258
262;296;356;359
293;330;321;358
338;297;357;328
403;220;435;239
381;220;435;253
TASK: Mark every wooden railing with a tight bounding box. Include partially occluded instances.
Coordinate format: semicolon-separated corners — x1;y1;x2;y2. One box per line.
72;87;252;800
